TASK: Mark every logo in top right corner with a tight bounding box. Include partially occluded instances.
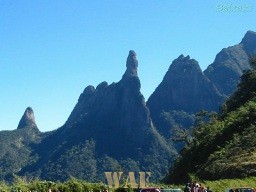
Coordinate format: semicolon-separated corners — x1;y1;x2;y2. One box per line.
216;3;254;12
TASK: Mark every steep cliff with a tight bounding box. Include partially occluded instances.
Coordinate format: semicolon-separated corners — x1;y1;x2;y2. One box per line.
147;55;225;137
20;50;176;182
204;31;256;96
17;107;38;130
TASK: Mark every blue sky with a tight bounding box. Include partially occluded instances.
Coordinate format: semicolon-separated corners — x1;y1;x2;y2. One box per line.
0;0;255;132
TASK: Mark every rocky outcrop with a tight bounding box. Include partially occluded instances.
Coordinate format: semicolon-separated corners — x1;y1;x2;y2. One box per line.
204;30;256;96
241;30;256;54
65;50;141;129
147;55;225;136
63;49;174;162
22;50;175;182
17;107;37;129
146;31;256;138
124;50;138;77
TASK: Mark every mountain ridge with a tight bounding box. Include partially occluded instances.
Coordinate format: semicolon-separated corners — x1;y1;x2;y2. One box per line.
146;30;256;144
204;30;256;96
18;50;176;182
0;30;255;182
147;54;225;139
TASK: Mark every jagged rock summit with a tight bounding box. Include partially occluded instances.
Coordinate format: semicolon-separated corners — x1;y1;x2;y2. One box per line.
63;50;168;154
65;50;142;128
148;54;224;113
17;107;37;129
147;54;225;137
21;50;175;182
123;50;138;77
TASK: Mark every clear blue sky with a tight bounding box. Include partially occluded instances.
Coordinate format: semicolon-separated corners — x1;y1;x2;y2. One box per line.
0;0;255;132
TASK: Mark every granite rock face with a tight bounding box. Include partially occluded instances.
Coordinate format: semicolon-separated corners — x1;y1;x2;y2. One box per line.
147;55;225;136
147;31;256;139
241;30;256;54
64;49;174;160
204;30;256;96
23;50;175;182
124;50;138;77
17;107;37;129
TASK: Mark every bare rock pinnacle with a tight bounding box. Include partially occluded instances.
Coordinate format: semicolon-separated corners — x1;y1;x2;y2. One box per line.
17;107;37;129
124;50;138;77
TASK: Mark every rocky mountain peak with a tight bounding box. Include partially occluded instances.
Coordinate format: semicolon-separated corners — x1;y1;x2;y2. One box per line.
165;54;202;81
96;81;108;90
66;50;142;128
35;50;175;182
204;31;256;96
147;54;224;137
148;54;223;113
83;85;95;94
77;85;95;103
241;30;256;44
241;30;256;54
165;54;200;81
17;107;37;129
123;50;138;77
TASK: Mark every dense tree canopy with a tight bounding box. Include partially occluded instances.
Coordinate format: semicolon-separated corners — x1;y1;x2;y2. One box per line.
167;69;256;183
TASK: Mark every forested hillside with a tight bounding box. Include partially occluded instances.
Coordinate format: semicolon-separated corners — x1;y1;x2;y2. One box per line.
167;59;256;183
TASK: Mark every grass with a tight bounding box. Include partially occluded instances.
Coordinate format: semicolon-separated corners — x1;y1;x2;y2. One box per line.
203;177;256;192
0;177;256;192
155;177;256;192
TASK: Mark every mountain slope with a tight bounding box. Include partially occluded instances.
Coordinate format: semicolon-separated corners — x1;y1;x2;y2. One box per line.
1;31;255;183
19;50;176;182
204;30;256;96
0;108;41;181
167;69;256;183
147;30;255;146
147;55;225;138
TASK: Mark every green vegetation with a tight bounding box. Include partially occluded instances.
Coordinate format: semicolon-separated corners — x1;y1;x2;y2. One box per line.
203;177;256;192
0;177;255;192
0;125;41;181
249;55;256;69
165;177;256;192
0;178;107;192
167;69;256;183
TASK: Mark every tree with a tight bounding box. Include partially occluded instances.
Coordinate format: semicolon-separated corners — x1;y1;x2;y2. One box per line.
171;126;193;146
249;55;256;69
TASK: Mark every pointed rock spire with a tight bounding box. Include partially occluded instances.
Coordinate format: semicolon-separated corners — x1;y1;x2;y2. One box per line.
17;107;37;129
124;50;138;77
